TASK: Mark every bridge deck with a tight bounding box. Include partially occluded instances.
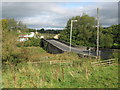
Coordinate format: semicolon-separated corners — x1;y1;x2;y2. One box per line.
46;39;96;56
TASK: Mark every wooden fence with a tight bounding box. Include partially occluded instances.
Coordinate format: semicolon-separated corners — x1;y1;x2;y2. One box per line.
91;59;118;66
28;60;73;65
28;58;118;66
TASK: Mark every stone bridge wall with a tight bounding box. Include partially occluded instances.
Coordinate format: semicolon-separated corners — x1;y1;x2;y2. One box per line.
40;38;64;54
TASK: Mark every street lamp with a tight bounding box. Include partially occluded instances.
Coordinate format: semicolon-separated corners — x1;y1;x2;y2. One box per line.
96;8;100;57
70;20;77;52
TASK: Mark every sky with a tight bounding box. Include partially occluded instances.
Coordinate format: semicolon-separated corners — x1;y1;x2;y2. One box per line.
1;1;119;29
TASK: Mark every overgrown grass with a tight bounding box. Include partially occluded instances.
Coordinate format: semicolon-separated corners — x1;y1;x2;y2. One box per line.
27;47;81;62
2;47;118;88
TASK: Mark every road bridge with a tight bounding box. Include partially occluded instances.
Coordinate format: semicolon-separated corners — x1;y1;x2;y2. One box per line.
40;38;97;59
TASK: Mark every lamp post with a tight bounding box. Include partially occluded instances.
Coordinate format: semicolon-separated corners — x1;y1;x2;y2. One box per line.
70;20;77;52
96;8;100;57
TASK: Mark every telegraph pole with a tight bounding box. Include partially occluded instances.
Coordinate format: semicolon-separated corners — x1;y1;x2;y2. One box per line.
96;8;99;57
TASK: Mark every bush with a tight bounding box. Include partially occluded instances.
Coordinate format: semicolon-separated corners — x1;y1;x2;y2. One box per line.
18;37;40;47
1;19;31;64
2;30;30;64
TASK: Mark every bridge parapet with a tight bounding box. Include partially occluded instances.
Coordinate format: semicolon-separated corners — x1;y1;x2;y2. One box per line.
40;38;64;54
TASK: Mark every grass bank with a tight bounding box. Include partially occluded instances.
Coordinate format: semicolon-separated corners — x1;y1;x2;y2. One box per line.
2;47;118;88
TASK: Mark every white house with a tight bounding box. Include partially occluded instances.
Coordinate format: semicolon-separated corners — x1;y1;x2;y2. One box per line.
19;32;35;42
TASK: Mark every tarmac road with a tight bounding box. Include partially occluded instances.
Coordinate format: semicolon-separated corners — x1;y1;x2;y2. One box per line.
46;39;95;56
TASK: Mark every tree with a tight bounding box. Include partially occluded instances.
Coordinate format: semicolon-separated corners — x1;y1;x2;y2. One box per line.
1;19;8;30
100;33;113;48
1;18;28;32
7;18;17;30
60;14;116;48
110;25;120;48
1;18;30;64
60;15;96;46
102;24;120;48
18;21;27;31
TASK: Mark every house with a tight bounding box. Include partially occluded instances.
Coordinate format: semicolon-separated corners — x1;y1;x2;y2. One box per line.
19;32;35;42
54;34;60;39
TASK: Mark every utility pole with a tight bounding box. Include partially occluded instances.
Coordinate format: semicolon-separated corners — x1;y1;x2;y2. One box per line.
96;8;99;57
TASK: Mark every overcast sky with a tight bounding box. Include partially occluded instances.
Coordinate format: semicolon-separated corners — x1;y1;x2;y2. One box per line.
2;2;118;29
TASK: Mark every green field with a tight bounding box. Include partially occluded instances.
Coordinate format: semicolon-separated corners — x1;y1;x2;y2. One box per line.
2;47;118;88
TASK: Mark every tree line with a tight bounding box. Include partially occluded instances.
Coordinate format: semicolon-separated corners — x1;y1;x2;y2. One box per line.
60;15;120;49
29;28;62;34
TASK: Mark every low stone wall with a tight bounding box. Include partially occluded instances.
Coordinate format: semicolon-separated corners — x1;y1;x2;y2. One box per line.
40;38;64;54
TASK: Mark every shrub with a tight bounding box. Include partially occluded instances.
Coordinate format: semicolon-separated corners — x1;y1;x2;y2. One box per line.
18;37;40;47
2;30;30;64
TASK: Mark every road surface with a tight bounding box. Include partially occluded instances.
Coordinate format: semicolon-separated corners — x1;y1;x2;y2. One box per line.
46;39;95;56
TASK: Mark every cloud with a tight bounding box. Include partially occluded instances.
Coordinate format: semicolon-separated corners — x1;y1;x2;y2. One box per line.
2;2;118;29
2;0;120;2
82;2;118;26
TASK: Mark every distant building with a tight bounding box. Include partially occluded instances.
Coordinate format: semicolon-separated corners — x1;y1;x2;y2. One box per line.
17;30;21;33
19;32;35;42
40;36;44;39
54;34;60;39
